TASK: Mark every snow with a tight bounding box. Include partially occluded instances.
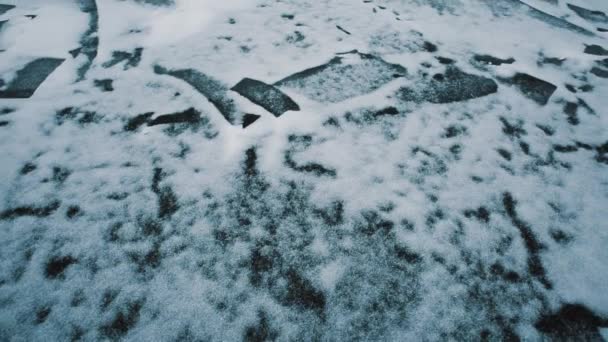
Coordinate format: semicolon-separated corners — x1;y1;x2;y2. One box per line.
0;0;607;340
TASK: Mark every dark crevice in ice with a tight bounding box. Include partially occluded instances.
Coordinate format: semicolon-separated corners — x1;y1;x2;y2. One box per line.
284;135;336;178
0;200;61;220
502;192;552;289
76;0;99;81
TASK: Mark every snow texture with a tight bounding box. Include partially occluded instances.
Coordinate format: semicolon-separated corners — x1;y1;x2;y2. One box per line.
0;0;607;341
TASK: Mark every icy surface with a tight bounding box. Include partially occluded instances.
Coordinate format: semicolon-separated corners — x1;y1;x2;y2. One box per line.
0;0;607;340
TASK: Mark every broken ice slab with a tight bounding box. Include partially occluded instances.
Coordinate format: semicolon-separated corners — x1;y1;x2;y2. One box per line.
0;4;15;16
231;78;299;117
567;4;608;24
398;66;498;104
0;58;65;98
242;114;261;128
274;51;407;103
502;73;557;105
154;65;240;125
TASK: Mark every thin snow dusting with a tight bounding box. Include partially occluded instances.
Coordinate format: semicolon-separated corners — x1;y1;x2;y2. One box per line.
0;0;607;340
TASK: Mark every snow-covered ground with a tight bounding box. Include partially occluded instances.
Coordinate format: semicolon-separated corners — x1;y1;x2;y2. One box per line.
0;0;607;340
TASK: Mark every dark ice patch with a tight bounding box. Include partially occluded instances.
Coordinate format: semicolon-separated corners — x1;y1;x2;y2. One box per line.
102;48;143;70
0;58;65;98
563;101;579;125
436;56;455;64
45;255;77;279
249;246;276;287
442;124;467;138
157;186;178;219
147;107;200;126
373;106;399;117
154;65;240;124
150;168;179;219
124;112;154;131
473;54;515;65
497;148;512;161
536;124;555;136
0;4;15;16
244;311;279;342
500;117;527;138
274;51;406;103
584;44;608;55
314;200;344;226
94;79;114;92
567;4;608;23
464;206;491;223
535;304;608;340
398;66;498;104
283;269;326;315
503;73;557;105
55;107;101;126
539;55;566;66
231;78;299;117
590;67;608;78
20;162;37;175
35;307;51;324
242;113;261;128
66;205;82;219
0;200;61;220
357;210;395;236
423;41;438;52
99;300;143;339
596;141;608;164
0;20;7;32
